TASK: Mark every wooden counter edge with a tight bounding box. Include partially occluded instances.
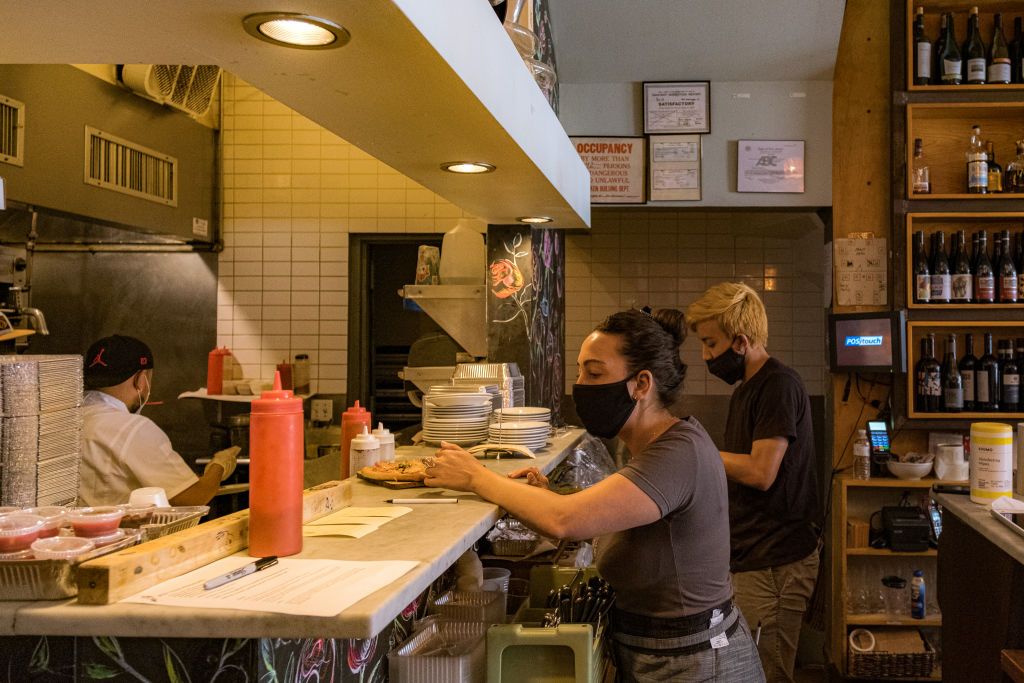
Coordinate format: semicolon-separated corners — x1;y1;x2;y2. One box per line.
76;480;352;605
1004;650;1024;683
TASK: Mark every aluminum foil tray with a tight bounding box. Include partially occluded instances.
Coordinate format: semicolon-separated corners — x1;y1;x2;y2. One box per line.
129;506;209;541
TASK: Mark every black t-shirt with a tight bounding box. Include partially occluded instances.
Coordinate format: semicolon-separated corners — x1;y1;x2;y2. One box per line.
724;357;820;572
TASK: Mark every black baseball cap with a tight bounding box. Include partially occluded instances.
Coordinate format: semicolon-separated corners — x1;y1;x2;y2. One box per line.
84;335;155;389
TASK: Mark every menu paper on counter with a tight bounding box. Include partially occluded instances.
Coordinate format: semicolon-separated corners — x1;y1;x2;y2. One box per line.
123;557;419;617
571;136;645;204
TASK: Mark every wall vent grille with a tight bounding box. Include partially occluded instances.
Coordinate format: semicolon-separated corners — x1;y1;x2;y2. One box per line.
84;126;177;206
0;94;25;167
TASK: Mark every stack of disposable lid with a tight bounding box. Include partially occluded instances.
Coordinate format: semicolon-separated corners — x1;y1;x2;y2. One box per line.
452;363;525;408
0;355;84;507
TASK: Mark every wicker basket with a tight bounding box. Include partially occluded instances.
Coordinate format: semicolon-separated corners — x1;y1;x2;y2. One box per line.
849;629;935;679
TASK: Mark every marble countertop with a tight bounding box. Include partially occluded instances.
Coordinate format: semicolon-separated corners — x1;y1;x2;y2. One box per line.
934;492;1024;566
0;428;586;640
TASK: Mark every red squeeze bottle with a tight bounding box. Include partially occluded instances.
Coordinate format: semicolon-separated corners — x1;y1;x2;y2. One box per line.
248;371;304;557
207;348;228;395
340;400;372;478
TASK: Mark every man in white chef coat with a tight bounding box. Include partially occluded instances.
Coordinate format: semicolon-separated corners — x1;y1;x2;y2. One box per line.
78;335;237;506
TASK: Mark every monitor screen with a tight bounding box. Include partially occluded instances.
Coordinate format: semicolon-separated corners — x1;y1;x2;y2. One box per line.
828;312;905;372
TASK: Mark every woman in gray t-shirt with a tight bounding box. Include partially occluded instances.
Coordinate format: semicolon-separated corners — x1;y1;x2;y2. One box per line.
427;309;764;682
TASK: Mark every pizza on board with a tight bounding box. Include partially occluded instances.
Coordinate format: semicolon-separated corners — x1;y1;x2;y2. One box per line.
358;458;435;482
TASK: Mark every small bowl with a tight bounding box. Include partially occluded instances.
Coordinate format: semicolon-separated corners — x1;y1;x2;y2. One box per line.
67;506;125;538
0;514;45;552
30;536;95;561
887;460;933;480
24;506;68;538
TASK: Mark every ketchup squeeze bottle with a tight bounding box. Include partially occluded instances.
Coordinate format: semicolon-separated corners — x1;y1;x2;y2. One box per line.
248;371;303;557
340;400;372;478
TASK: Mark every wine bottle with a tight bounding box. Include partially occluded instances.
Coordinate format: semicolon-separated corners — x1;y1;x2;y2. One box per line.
1001;340;1020;412
942;334;964;412
988;141;1004;193
963;6;988;84
916;334;942;412
1010;17;1023;84
940;12;963;84
912;138;931;194
913;230;931;303
967;125;989;193
998;229;1018;302
1016;230;1024;300
914;7;934;85
1006;140;1024;193
951;230;974;303
978;332;1001;411
975;230;996;302
961;332;978;411
989;13;1012;83
930;231;952;303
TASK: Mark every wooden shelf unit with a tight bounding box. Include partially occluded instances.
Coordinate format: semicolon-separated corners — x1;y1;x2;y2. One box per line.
905;319;1024;419
830;475;945;678
904;212;1024;309
906;102;1024;199
905;1;1024;93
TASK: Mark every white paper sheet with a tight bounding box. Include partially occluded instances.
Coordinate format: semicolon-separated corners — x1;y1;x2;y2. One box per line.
337;506;413;518
303;525;377;538
123;557;419;617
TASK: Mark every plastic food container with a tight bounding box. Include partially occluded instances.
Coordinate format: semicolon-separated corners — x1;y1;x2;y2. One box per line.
428;590;507;624
118;504;156;528
30;536;95;560
0;507;20;516
388;619;488;683
90;529;127;547
0;514;46;552
24;507;67;538
67;507;125;538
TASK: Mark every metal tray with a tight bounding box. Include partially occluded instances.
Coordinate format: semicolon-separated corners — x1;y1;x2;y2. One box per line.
129;506;209;541
0;528;144;600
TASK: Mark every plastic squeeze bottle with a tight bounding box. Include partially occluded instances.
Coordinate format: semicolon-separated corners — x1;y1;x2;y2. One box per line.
340;401;372;478
206;347;230;395
349;426;381;473
248;371;304;557
371;422;395;461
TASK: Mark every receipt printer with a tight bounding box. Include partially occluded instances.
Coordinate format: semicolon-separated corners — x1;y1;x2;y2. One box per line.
881;506;931;552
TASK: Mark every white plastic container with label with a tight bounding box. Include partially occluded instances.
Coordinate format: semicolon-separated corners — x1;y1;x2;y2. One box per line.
349;426;381;473
970;422;1013;504
371;423;395;462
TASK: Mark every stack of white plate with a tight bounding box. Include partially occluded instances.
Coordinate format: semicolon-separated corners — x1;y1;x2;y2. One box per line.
421;392;492;446
492;407;550;424
488;420;550;452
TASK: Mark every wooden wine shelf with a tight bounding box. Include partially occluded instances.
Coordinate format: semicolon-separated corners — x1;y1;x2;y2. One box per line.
847;614;943;627
910;193;1024;200
847;548;938;557
909;84;1024;93
840;475;966;489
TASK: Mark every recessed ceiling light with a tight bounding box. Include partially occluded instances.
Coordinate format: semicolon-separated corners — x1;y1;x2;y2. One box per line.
517;216;553;224
440;162;496;174
243;13;350;49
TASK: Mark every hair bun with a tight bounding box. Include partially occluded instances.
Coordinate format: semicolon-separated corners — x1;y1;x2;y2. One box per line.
650;308;687;347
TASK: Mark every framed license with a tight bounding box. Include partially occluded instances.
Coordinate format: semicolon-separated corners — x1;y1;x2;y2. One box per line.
643;81;710;134
648;135;701;201
737;140;805;193
571;136;645;204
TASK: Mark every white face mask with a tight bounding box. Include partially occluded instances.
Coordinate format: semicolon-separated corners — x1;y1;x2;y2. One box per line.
136;374;150;414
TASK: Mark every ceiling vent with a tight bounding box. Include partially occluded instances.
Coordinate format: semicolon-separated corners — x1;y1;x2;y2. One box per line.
84;126;178;206
0;94;26;167
119;64;221;119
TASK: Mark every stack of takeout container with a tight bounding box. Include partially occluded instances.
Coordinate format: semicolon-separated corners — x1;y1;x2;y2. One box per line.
0;355;83;507
453;363;524;409
421;389;493;447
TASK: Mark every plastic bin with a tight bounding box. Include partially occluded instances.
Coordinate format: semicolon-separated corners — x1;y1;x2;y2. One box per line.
429;590;507;624
486;623;605;683
389;619;487;683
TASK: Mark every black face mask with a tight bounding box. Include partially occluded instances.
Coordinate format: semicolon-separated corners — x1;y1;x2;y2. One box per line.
707;346;746;385
572;377;637;439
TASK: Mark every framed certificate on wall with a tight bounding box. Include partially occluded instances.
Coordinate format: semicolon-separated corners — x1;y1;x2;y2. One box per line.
571;136;646;203
643;81;711;134
737;140;805;193
648;135;701;201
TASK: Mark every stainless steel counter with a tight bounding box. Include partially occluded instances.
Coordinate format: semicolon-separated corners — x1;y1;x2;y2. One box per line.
0;428;586;640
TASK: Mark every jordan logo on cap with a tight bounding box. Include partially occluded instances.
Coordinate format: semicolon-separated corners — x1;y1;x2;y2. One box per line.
89;348;108;368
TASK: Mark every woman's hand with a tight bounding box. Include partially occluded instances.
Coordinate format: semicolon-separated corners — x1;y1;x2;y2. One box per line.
423;441;488;492
508;466;549;489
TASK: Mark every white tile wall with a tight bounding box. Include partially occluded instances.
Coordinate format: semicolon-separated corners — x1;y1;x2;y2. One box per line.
564;209;828;396
217;75;475;393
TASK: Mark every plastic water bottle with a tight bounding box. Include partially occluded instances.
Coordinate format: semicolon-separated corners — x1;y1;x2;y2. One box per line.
853;429;871;480
911;569;926;619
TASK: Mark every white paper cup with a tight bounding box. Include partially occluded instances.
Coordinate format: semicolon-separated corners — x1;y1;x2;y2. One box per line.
129;487;169;508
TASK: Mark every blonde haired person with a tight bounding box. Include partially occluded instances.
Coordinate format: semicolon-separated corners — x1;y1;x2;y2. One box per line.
687;283;820;683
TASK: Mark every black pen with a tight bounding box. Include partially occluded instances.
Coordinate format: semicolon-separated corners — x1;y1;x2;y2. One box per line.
203;556;278;590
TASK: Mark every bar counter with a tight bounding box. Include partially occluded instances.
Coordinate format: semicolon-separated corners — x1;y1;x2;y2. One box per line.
934;492;1024;682
0;428;586;640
